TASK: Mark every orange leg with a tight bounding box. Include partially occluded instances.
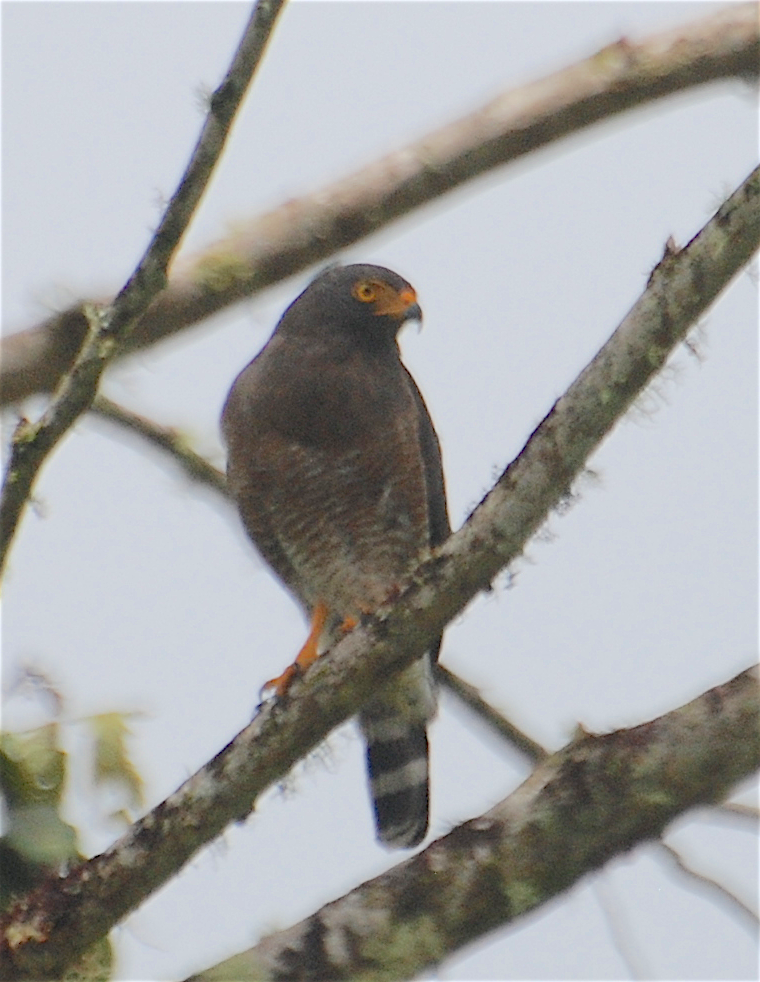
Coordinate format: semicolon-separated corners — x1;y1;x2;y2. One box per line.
261;602;329;698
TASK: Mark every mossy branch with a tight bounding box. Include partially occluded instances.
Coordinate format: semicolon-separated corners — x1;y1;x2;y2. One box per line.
185;666;759;982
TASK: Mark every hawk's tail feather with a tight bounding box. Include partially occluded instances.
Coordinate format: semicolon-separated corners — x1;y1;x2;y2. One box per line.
361;713;429;849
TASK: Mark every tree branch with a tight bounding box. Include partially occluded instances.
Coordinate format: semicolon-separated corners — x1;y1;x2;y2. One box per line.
184;667;758;982
434;664;548;764
89;396;228;497
0;0;286;579
0;164;757;981
655;841;758;935
717;801;759;822
2;2;756;406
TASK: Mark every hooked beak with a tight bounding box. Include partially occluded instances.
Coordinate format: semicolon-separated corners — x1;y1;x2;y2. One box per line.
372;286;422;325
402;301;423;327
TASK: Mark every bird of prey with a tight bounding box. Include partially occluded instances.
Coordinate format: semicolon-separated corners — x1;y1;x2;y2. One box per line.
222;264;449;848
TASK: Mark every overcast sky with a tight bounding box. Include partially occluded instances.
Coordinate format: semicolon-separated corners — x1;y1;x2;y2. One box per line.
3;3;758;980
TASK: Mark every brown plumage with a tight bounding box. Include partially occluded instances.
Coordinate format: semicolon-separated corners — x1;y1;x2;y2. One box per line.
221;264;449;848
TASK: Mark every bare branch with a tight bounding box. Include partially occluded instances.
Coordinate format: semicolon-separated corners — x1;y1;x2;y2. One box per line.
718;801;760;821
0;165;757;981
656;841;759;934
435;664;548;764
2;2;756;406
593;876;651;980
0;0;286;579
183;668;759;982
89;396;228;496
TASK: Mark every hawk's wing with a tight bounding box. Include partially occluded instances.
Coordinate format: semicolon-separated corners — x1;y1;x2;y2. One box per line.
403;365;450;549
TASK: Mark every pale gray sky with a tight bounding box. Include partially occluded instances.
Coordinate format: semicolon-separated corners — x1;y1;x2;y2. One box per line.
3;3;757;979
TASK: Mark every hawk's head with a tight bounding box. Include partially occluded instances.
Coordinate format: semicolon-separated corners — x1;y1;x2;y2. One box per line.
278;264;422;348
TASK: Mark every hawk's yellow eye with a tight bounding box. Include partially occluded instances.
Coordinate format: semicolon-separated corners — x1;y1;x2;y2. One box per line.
352;281;377;303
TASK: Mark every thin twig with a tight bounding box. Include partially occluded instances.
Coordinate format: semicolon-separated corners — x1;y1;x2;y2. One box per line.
690;799;760;829
435;664;548;764
593;876;651;980
0;0;286;580
719;801;759;822
2;3;757;406
90;396;228;496
656;841;759;935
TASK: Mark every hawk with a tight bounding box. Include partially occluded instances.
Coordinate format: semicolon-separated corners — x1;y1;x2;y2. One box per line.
221;264;449;848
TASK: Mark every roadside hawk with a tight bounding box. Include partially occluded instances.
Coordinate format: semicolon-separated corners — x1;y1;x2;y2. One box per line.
222;263;449;848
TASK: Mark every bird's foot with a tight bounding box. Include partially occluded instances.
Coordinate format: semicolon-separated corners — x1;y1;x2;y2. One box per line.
260;601;328;699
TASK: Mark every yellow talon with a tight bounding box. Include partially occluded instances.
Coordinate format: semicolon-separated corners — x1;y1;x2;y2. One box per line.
260;602;329;698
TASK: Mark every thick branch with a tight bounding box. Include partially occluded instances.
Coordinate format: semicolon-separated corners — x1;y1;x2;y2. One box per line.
0;165;756;981
187;667;758;982
0;0;286;579
2;2;756;406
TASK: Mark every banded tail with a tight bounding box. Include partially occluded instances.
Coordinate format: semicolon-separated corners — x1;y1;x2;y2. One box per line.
358;657;436;849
